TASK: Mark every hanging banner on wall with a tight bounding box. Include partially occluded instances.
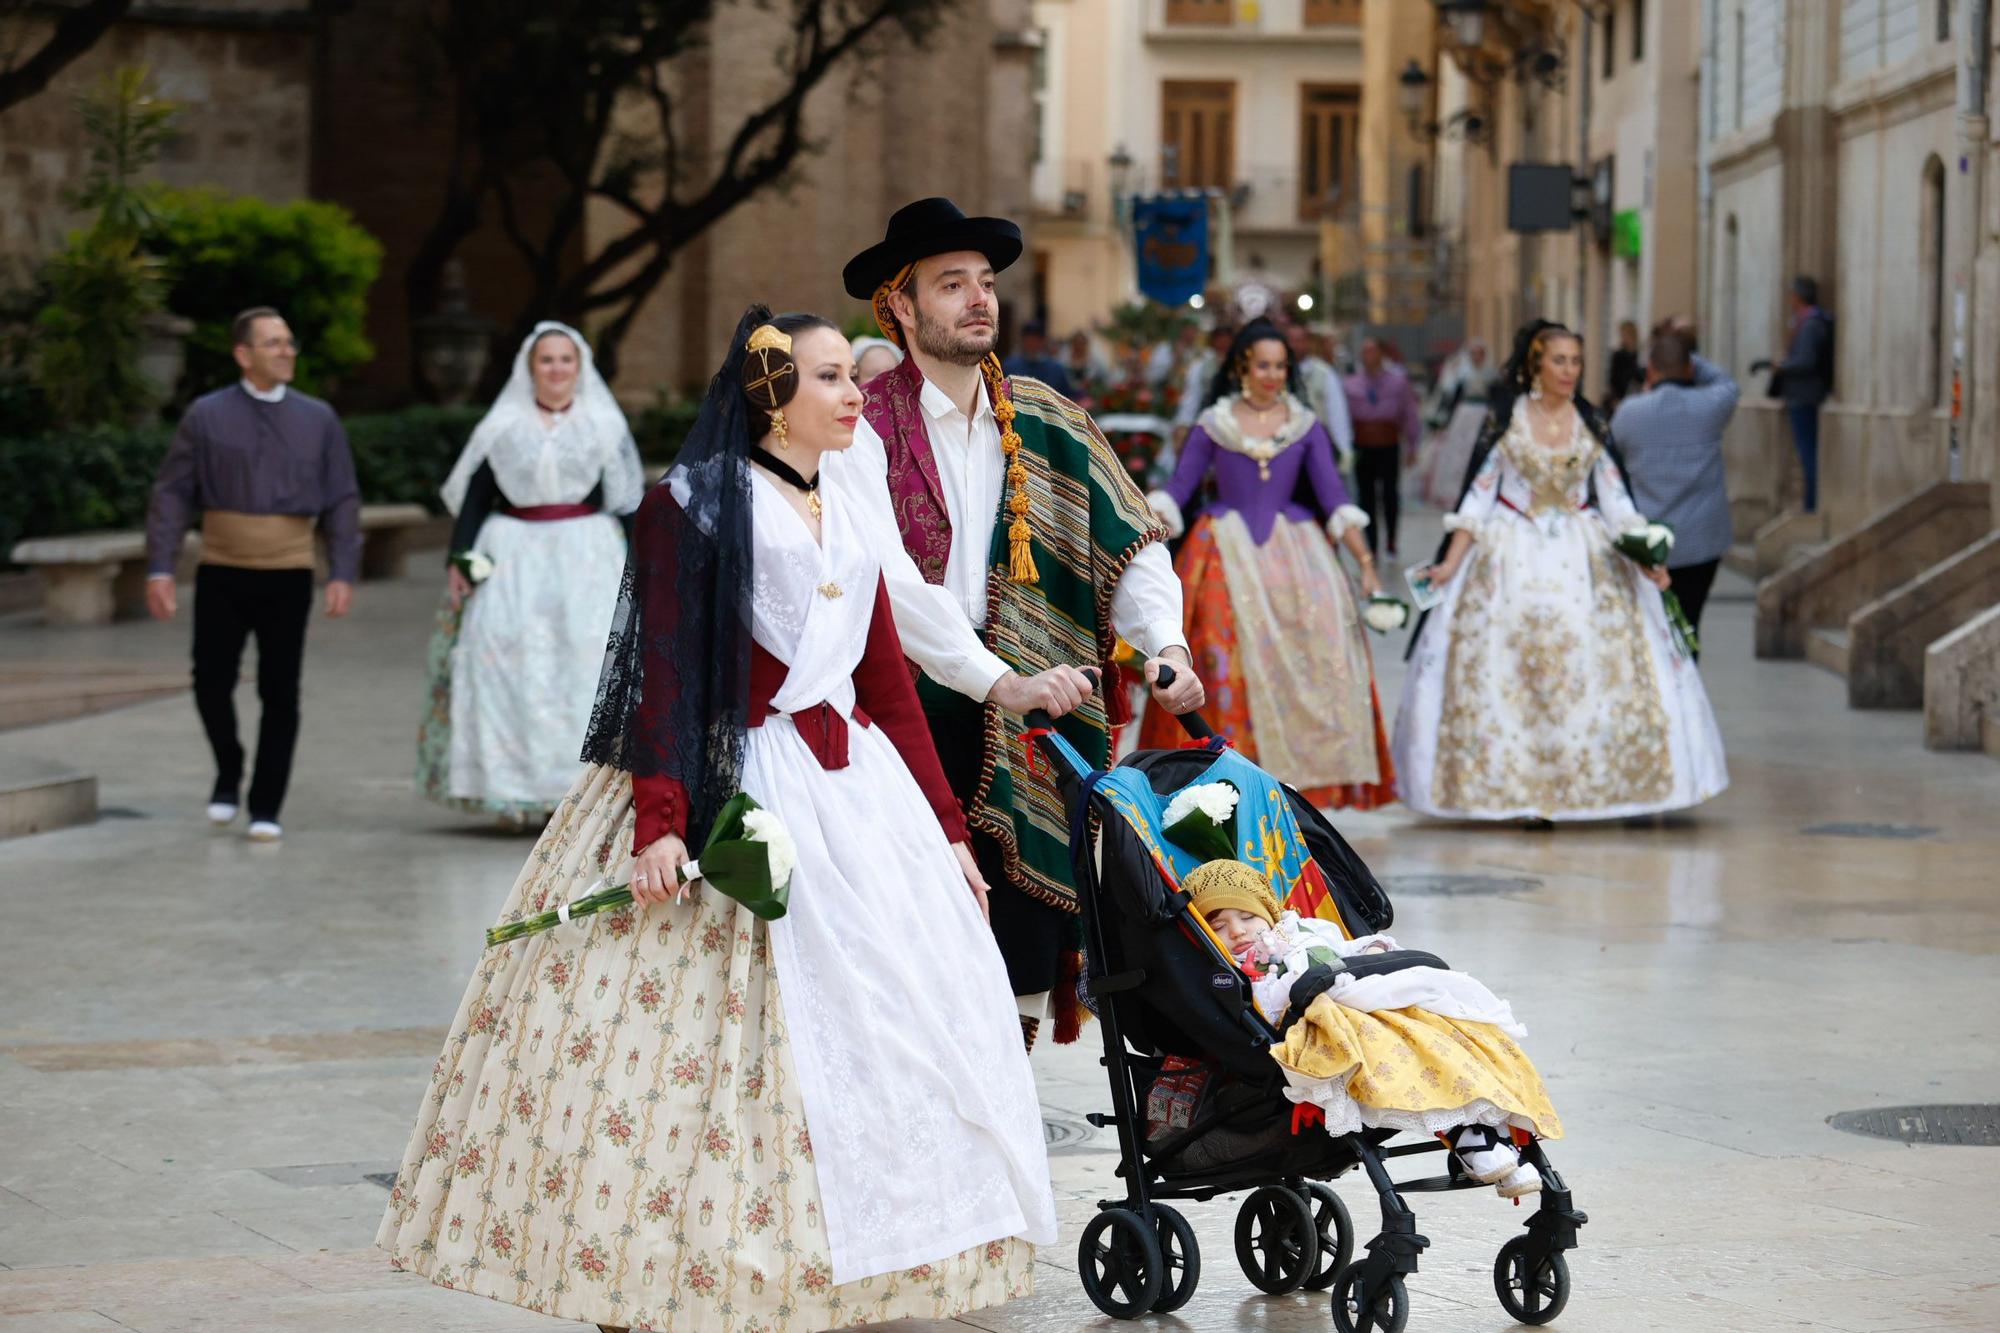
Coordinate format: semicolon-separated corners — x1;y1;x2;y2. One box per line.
1132;194;1211;305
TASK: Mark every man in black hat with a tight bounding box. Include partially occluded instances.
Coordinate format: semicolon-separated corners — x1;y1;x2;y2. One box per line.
828;197;1204;1049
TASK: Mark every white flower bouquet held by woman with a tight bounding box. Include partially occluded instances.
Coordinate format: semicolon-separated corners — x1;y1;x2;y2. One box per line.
484;794;795;946
449;550;495;586
1614;522;1700;658
1162;780;1240;863
1361;595;1411;633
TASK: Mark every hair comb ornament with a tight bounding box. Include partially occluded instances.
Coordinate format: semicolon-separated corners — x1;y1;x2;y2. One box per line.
743;324;799;411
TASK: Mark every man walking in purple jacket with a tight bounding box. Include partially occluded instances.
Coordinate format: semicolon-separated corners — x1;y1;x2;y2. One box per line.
1343;335;1424;559
146;307;360;843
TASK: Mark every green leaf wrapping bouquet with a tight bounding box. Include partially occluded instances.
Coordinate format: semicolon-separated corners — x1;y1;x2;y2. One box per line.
1614;522;1701;660
1161;781;1240;864
485;793;794;948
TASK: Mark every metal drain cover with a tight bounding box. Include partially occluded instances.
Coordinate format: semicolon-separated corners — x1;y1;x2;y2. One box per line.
1379;873;1541;898
1827;1105;2000;1146
1043;1113;1101;1153
1802;822;1939;840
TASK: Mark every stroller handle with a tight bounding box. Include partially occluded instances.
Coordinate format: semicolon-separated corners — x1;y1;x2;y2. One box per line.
1023;666;1101;735
1023;663;1216;741
1149;663;1216;741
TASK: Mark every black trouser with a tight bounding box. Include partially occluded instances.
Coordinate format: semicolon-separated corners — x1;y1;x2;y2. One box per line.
192;564;314;822
1353;445;1402;556
926;696;1069;997
1668;559;1721;653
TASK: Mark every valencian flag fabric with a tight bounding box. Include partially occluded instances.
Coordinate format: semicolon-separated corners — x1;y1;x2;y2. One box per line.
1133;194;1211;306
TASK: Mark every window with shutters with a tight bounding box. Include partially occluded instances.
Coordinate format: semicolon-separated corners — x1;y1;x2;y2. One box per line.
1166;0;1232;25
1303;0;1362;24
1298;84;1359;221
1161;80;1236;190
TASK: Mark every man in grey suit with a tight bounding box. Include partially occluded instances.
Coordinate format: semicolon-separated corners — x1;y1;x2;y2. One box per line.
1611;326;1740;644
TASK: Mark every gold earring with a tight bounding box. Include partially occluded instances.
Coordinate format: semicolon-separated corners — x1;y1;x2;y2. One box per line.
770;408;789;448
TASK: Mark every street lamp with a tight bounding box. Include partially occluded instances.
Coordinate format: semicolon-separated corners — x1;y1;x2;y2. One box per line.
1107;144;1135;229
1398;59;1430;133
1433;0;1492;50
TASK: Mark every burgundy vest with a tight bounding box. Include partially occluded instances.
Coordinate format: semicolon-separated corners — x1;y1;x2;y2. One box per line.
861;355;965;587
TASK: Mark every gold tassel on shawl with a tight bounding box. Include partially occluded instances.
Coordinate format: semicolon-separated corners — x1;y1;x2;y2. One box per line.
983;353;1039;585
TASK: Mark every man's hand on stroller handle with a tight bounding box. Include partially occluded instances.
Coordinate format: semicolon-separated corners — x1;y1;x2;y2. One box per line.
989;664;1098;718
1146;648;1205;715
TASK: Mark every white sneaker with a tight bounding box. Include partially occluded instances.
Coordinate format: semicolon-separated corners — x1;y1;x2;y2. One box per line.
247;820;282;843
1450;1125;1521;1184
206;802;239;826
1495;1163;1543;1198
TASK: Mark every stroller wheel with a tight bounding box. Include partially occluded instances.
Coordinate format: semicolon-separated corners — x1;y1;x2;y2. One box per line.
1233;1185;1318;1295
1331;1264;1409;1333
1077;1207;1165;1319
1494;1235;1571;1325
1301;1181;1354;1292
1149;1203;1201;1314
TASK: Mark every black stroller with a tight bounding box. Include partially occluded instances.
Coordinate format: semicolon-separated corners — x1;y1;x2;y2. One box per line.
1025;672;1586;1331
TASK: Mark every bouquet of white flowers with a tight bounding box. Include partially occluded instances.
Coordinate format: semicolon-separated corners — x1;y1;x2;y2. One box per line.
1161;781;1240;863
484;794;794;947
450;550;495;586
1361;595;1410;634
1613;522;1700;658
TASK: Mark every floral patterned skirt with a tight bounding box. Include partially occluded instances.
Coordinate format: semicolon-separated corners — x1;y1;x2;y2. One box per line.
376;764;1035;1331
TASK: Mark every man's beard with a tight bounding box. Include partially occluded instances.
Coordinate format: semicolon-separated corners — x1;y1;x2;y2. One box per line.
910;299;996;367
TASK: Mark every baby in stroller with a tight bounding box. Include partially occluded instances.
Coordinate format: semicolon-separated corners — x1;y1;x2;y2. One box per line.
1185;858;1551;1199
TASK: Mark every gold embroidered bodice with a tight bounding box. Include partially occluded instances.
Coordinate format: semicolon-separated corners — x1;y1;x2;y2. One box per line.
1497;402;1599;515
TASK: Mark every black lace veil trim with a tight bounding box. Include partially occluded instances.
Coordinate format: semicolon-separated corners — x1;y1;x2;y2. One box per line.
580;306;770;845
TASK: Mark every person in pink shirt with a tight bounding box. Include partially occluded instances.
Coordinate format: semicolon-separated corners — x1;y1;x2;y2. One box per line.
1343;336;1424;560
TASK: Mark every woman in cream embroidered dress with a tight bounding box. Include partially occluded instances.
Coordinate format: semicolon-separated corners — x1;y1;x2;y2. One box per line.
379;309;1055;1333
1138;319;1396;809
418;322;646;822
1393;321;1728;820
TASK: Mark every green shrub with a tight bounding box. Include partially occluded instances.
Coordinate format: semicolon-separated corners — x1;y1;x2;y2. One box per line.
631;395;698;465
0;423;170;557
34;232;166;427
344;406;485;511
145;189;383;398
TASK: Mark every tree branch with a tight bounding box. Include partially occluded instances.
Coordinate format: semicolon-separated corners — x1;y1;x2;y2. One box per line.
0;0;135;116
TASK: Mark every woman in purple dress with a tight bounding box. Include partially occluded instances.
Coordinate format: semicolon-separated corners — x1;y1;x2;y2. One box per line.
1138;320;1397;809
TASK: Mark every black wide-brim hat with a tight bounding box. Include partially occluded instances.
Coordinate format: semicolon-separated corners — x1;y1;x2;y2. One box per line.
842;197;1023;299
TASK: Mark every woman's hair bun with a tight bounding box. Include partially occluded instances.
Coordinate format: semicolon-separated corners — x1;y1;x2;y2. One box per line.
742;324;799;413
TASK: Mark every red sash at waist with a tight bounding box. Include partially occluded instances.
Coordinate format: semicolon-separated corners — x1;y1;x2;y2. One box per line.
502;503;599;522
753;700;873;770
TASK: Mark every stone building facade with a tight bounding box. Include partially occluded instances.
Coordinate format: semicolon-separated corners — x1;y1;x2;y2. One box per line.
1700;0;1972;537
0;0;1036;402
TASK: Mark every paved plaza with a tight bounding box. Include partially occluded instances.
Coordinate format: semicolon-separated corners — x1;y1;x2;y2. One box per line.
3;512;1999;1332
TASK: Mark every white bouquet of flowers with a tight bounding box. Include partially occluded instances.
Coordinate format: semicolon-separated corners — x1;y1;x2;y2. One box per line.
450;550;495;586
1162;781;1240;863
1361;595;1411;633
484;794;795;947
1613;522;1699;658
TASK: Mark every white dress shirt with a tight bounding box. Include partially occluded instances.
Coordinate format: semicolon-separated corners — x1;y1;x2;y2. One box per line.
830;372;1189;702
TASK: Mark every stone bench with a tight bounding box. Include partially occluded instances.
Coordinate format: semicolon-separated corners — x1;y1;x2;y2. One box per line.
8;503;434;626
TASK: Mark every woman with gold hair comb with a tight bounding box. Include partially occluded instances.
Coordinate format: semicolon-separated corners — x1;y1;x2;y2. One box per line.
379;306;1055;1331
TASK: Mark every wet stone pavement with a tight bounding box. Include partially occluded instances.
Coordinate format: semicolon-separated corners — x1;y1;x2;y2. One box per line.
3;510;1998;1331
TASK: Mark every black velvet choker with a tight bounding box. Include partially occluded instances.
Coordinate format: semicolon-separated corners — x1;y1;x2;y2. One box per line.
751;448;823;517
750;448;820;495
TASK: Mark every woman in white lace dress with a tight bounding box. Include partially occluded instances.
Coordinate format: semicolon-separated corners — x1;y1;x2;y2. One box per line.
417;323;645;823
379;308;1055;1332
1393;321;1728;821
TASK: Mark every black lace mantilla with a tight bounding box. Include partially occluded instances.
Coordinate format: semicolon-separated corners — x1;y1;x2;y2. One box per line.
580;308;768;845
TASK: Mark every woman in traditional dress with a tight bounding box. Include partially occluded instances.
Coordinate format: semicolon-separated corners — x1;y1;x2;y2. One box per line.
1415;337;1497;508
1393;320;1729;821
1136;320;1397;809
379;308;1055;1333
417;322;646;825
